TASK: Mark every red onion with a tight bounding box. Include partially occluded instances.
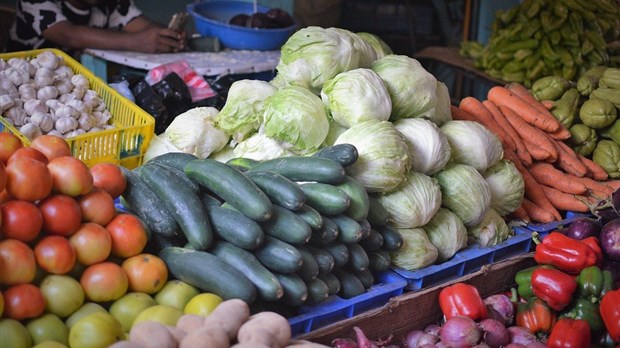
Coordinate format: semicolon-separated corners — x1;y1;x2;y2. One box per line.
403;330;439;347
507;327;537;345
424;324;441;337
353;326;379;348
526;342;547;348
419;345;437;348
478;319;509;348
483;294;514;326
332;338;359;348
472;344;490;348
504;344;527;348
439;316;481;348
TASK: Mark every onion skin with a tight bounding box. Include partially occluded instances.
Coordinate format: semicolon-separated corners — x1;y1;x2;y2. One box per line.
566;218;602;240
424;324;441;337
403;330;439;347
483;294;514;326
353;326;378;348
525;342;547;348
479;319;509;348
440;316;482;348
506;327;537;345
504;344;527;348
332;338;359;348
600;218;620;261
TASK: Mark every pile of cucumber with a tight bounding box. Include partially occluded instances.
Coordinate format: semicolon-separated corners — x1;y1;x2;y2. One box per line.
119;144;403;309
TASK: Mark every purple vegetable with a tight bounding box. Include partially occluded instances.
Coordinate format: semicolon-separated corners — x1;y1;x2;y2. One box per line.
526;342;547;348
424;324;441;337
440;316;481;348
506;327;537;345
603;258;620;286
332;338;359;348
595;207;620;225
353;327;379;348
478;319;509;348
600;218;620;260
483;294;514;326
566;218;602;240
228;14;251;27
472;344;490;348
265;8;294;28
612;187;620;213
419;345;438;348
504;344;527;348
403;330;438;347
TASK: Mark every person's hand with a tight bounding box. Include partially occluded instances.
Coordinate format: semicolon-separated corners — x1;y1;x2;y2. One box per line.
132;27;186;53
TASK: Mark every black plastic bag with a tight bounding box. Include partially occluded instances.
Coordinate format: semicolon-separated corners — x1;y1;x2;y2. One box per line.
132;79;170;135
152;72;192;121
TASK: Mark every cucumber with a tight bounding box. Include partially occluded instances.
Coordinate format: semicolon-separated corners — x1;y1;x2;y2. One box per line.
305;278;329;304
250;156;345;184
198;189;223;207
347;243;369;272
260;205;312;245
185;158;273;222
140;163;213;250
299;183;351;215
253;236;303;274
376;225;403;251
226;157;260;172
154;162;200;194
333;268;366;299
211;241;283;302
359;219;371;240
305;245;335;275
159;247;257;303
359;229;384;252
336;176;369;221
296;246;319;282
294;204;324;231
144;229;187;254
275;272;308;306
119;167;179;237
309;216;339;245
368;249;392;272
355;269;375;289
245;170;305;211
323;243;349;268
317;272;340;295
204;204;264;250
331;214;363;244
147;152;198;171
367;195;389;227
313;143;358;167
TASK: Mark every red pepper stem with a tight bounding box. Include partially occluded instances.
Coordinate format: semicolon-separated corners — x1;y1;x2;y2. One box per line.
531;232;541;245
510;287;519;303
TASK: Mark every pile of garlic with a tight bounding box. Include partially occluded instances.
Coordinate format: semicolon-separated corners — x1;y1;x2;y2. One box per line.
0;50;115;141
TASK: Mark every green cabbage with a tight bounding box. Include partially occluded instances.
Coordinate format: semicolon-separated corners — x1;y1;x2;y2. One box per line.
335;119;410;193
483;160;525;216
233;132;294;161
376;171;442;228
395;118;452;175
434;164;492;227
440;120;504;173
423;208;468;262
390;228;438;271
323;118;349;146
163;107;229;159
356;32;393;59
467;208;512;247
144;134;182;163
415;81;452;127
321;68;391;128
209;145;236;163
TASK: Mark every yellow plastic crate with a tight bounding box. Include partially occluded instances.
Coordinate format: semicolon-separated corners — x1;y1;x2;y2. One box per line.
0;48;154;169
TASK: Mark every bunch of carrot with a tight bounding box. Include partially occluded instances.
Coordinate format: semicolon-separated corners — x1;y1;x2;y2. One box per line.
451;82;620;224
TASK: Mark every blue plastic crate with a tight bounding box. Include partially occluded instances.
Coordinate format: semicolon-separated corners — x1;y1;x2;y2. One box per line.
524;211;592;239
391;230;534;291
288;270;407;336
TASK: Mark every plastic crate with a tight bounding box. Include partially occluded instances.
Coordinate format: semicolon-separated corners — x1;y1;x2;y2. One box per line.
0;49;154;169
523;211;592;240
391;230;534;291
289;270;407;336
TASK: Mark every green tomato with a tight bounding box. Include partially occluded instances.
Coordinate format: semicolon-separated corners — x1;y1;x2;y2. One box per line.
64;302;107;330
27;313;69;346
109;292;157;333
68;312;126;348
132;304;183;327
33;341;69;348
40;274;85;318
0;318;32;348
154;280;199;311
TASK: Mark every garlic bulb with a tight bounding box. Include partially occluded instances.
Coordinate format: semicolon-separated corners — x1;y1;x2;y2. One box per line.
0;94;14;114
37;86;59;102
36;51;61;70
65;128;86;138
78;112;94;131
20;123;42;141
55;116;78;133
55;105;80;119
5;67;29;87
34;67;54;88
5;106;28;126
46;129;63;137
18;83;37;100
71;74;89;89
54;65;74;80
30;112;54;132
0;78;18;98
24;99;48;116
54;77;73;95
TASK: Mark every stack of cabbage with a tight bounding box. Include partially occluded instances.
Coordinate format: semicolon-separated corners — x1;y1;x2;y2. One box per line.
145;27;526;271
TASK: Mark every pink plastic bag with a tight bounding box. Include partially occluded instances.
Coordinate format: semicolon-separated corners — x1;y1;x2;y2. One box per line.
145;60;217;102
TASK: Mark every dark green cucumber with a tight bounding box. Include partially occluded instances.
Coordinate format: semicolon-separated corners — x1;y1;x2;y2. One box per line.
260;205;312;245
153;163;200;194
253;236;303;274
226;157;260;172
119;166;179;237
359;219;371;240
367;195;389;227
159;247;257;303
250;156;345;184
347;243;369;272
312;143;358;167
144;229;187;255
305;245;335;275
359;229;384;252
275;272;308;306
305;278;329;304
296;246;319;282
336;176;369;221
368;249;392;272
139;163;213;250
294;204;324;231
333;268;366;299
185;158;272;222
317;272;340;295
355;269;375;289
245;170;305;211
376;225;403;251
299;183;351;215
198;189;223;207
310;216;339;245
148;152;198;171
331;214;363;244
323;243;349;268
211;241;283;302
204;205;264;250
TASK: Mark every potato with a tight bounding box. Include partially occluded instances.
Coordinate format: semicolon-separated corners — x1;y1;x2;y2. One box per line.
202;299;250;340
108;341;146;348
237;312;291;348
129;321;177;348
180;326;229;348
176;314;205;333
285;339;331;347
230;343;271;348
165;325;187;343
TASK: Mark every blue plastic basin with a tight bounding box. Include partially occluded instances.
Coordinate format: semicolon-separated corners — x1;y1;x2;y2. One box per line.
187;1;297;51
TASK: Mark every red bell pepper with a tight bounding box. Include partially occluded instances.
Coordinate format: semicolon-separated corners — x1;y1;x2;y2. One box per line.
515;297;557;335
533;232;598;274
438;282;487;321
547;318;591;348
580;236;603;266
600;289;620;341
531;267;577;311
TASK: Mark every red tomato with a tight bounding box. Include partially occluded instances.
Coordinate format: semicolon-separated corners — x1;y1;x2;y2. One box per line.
77;187;116;226
106;213;148;258
80;261;128;302
47;156;94;197
69;223;112;266
38;194;82;236
0;189;11;205
0;161;5;192
30;134;72;162
5;156;53;202
90;163;127;199
8;147;49;164
34;235;77;275
0;200;43;242
0;133;24;165
2;283;46;320
121;253;169;294
0;239;36;285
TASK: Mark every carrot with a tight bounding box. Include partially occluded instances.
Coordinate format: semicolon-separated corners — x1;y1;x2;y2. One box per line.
489;85;562;133
540;100;555;110
521;198;557;223
522;140;553;161
499;105;558;160
483;100;532;166
577;154;609;181
568;174;615;199
505;82;553;116
510;205;530;223
548;127;571;140
603;180;620;191
459;97;516;152
553;140;588;178
540;185;591;213
528;162;588;195
450;105;477;121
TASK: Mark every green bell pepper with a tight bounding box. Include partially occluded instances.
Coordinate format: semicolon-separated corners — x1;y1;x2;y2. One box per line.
561;297;604;336
515;265;554;299
576;266;614;302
